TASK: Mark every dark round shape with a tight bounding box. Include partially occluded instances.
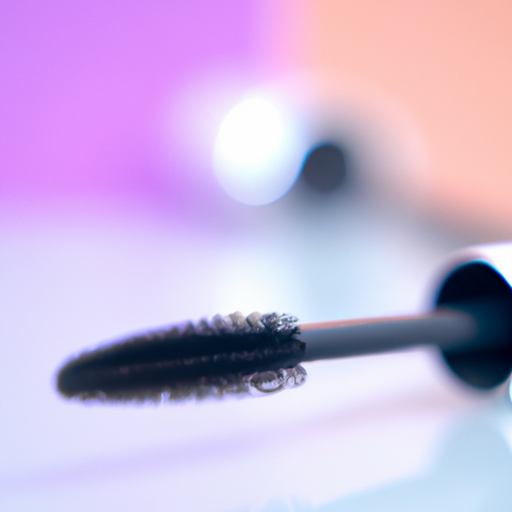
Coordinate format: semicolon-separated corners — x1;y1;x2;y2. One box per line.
300;143;346;193
436;262;512;389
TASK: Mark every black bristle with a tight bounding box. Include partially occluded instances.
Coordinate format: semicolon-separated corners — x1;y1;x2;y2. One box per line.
57;312;306;403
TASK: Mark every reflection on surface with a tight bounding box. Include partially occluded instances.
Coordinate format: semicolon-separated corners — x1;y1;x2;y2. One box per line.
248;366;308;397
256;392;512;512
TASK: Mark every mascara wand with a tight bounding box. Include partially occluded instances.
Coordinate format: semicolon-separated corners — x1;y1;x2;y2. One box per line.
56;243;512;403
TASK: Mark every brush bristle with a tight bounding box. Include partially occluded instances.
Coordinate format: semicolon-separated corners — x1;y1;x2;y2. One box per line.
57;312;307;403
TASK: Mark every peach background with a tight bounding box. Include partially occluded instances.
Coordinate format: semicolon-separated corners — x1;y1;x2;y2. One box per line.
275;0;512;237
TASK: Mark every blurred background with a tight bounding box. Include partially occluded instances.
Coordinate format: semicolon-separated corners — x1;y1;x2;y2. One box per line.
2;1;512;511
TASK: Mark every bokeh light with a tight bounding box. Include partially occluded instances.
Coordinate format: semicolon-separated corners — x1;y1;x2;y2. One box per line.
212;95;306;205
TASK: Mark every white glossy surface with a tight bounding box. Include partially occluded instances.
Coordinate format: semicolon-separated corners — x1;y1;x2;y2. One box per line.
0;204;506;512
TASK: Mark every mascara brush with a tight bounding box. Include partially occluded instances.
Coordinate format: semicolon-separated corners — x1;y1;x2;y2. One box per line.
56;242;512;403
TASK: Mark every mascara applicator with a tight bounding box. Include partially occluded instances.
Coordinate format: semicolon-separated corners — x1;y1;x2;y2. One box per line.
56;242;512;403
